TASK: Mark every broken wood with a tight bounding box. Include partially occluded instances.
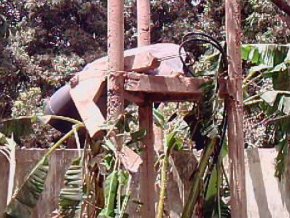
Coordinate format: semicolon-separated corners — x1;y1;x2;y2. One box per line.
82;52;160;74
70;73;106;138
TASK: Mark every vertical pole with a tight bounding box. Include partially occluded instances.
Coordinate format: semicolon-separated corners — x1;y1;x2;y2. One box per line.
107;0;124;121
137;0;155;217
139;104;155;217
225;0;247;217
137;0;151;47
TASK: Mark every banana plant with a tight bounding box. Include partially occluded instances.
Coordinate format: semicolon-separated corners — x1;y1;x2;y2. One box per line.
93;112;144;218
156;118;184;218
58;158;84;218
1;115;84;217
242;44;290;180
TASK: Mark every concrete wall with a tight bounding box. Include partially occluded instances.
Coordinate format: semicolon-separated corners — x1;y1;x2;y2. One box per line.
0;148;289;217
0;149;78;218
245;148;290;218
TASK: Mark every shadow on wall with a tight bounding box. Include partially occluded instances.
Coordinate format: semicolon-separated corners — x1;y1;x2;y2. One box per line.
278;147;290;215
246;148;290;218
247;149;271;218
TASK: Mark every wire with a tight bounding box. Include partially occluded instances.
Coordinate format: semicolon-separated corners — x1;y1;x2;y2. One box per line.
179;32;228;77
179;32;229;170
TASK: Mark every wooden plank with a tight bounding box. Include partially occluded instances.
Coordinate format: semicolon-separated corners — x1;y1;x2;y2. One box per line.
225;0;247;217
70;76;106;138
78;51;160;74
124;72;209;95
147;93;202;102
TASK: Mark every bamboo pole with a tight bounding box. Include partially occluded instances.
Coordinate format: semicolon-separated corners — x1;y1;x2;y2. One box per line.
107;0;124;121
225;0;247;217
137;0;155;217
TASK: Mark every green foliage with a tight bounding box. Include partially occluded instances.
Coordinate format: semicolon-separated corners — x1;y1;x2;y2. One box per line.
243;0;290;43
99;168;131;218
0;14;9;38
4;157;50;218
242;44;290;179
182;138;220;218
204;161;230;218
275;135;288;180
91;113;142;217
59;158;84;218
100;170;119;218
2;117;84;217
0;116;34;143
2;1;290;217
157;122;185;218
0;115;82;146
153;108;166;129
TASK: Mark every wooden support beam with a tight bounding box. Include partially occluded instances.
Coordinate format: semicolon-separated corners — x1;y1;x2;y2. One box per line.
137;0;155;217
139;104;155;217
124;72;208;95
107;0;124;121
225;0;247;217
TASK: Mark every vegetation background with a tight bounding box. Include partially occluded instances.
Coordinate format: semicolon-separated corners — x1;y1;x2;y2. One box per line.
2;0;290;217
1;0;290;148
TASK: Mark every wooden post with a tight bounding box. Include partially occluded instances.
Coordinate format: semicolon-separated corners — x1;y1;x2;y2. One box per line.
139;104;155;217
107;0;124;121
137;0;151;47
225;0;247;217
137;0;155;217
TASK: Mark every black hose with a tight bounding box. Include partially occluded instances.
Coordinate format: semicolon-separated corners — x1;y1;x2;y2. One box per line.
179;32;229;160
179;32;228;77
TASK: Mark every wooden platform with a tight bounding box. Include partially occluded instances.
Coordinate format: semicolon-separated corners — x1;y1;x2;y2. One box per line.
69;71;212;138
124;72;210;104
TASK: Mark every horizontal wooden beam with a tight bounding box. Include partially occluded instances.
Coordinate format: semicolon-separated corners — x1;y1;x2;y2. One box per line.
124;72;210;96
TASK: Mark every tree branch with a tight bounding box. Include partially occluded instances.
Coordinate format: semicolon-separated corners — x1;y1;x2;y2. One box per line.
271;0;290;17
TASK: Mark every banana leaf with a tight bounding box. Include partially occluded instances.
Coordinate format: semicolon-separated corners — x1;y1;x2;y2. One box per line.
0;116;35;143
99;170;119;218
4;157;50;218
59;158;84;218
